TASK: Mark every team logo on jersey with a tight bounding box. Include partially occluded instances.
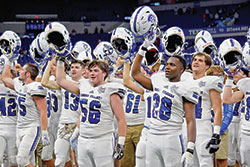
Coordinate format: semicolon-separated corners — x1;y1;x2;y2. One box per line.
170;85;179;94
89;90;94;94
198;81;206;87
97;87;106;94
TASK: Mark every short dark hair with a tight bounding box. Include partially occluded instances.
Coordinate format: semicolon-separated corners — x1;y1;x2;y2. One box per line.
71;59;84;68
26;63;39;80
171;55;187;72
88;60;109;80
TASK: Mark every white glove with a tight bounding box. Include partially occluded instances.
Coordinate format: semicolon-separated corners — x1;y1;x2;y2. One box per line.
70;127;79;149
42;130;50;147
181;142;194;167
113;136;125;160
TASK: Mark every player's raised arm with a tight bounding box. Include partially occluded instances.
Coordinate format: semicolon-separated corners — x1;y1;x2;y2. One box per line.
41;56;61;90
131;42;153;91
56;57;80;95
123;58;144;95
2;59;15;90
223;75;244;104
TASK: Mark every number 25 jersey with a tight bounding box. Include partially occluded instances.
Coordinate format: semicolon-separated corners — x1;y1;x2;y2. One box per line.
150;72;199;135
79;79;126;138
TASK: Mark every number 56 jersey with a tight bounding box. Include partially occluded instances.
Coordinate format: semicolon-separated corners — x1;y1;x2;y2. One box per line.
79;79;126;138
149;73;199;135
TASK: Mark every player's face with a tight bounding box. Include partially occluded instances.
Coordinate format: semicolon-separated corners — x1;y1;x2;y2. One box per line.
70;63;83;79
19;64;28;81
191;55;208;73
50;63;57;76
89;65;106;87
82;65;89;79
165;57;182;81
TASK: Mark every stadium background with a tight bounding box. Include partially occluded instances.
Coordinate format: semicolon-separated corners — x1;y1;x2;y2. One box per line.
0;0;250;65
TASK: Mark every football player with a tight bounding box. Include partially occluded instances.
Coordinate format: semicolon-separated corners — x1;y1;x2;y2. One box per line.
2;61;49;167
190;52;223;167
132;38;198;167
56;59;127;167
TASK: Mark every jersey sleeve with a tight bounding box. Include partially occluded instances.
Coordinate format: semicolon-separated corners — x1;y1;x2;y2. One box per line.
28;82;47;97
237;78;250;93
106;82;126;100
151;72;167;90
181;81;200;104
206;76;223;93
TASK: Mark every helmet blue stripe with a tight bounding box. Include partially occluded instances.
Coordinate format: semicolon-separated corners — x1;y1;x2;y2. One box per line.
133;6;145;33
201;37;207;43
230;38;234;47
202;31;205;36
37;39;43;52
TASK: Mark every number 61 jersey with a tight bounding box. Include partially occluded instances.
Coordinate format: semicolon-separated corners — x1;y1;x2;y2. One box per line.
79;79;126;138
150;73;199;135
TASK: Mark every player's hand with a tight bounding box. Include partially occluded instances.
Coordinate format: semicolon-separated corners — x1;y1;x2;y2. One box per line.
70;127;79;149
181;151;193;167
181;142;194;167
113;143;124;160
206;133;221;153
42;130;50;147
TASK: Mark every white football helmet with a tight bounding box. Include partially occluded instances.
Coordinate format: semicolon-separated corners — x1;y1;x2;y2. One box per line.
195;36;217;55
162;26;185;56
0;30;21;60
130;6;158;39
246;28;250;41
194;30;213;45
242;41;250;70
110;27;134;57
29;32;50;66
218;38;242;75
144;44;160;68
44;22;71;57
75;51;93;62
71;41;92;59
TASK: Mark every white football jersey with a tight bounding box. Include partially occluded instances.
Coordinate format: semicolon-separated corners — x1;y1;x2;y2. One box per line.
124;88;145;125
13;78;47;128
46;88;62;127
194;76;223;120
237;77;250;131
149;73;199;135
143;89;154;128
0;81;17;125
79;79;126;138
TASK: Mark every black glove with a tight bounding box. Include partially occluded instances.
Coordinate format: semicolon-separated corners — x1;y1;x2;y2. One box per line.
206;134;221;154
113;143;124;160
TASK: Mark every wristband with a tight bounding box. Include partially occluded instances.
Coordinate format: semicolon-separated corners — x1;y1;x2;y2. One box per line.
118;136;125;145
225;78;233;87
6;59;13;67
42;130;48;136
74;127;79;134
214;125;221;135
138;46;148;57
186;142;195;154
57;59;65;67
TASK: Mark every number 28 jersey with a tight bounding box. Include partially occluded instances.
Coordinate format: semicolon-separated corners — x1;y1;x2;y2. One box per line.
79;79;126;138
150;73;199;135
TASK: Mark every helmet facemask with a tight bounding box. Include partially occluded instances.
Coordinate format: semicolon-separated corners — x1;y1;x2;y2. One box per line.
111;38;128;55
165;35;183;55
47;31;67;53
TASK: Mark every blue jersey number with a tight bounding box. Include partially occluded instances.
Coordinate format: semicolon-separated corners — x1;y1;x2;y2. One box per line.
0;97;17;116
245;97;250;121
64;91;79;111
152;93;172;120
195;95;202;119
80;99;101;124
18;96;26;116
125;93;141;114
